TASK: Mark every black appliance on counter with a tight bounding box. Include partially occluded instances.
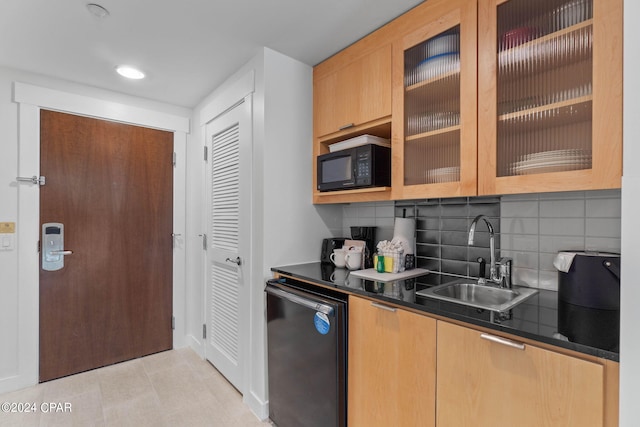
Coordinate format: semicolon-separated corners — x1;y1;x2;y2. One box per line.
321;238;348;264
350;226;376;269
317;144;391;192
557;251;620;351
265;278;347;427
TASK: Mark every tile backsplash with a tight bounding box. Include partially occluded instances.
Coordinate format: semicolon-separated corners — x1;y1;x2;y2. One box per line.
501;190;621;290
342;189;621;291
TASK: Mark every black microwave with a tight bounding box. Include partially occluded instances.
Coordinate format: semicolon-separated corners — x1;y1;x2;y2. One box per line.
317;144;391;192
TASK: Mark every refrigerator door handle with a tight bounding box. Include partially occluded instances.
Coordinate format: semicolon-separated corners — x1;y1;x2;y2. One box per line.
265;285;334;316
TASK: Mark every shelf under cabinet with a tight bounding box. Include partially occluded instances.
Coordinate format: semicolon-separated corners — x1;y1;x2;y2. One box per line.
498;96;592;124
313;186;392;204
406;70;460;93
406;125;461;142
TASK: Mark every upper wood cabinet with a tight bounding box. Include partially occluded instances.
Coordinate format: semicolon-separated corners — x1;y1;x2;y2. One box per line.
437;321;607;427
311;0;622;203
392;0;478;200
314;44;392;138
477;0;622;195
312;36;394;204
348;295;437;427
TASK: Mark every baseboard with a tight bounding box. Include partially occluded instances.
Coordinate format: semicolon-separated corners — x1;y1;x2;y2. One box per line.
244;389;269;421
0;372;38;395
185;334;204;358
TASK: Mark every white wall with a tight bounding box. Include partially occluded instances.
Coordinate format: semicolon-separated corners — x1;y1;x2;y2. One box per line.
620;0;640;424
186;47;343;419
0;65;191;393
0;68;23;385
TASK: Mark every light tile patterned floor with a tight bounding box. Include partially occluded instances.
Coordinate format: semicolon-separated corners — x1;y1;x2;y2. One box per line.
0;348;270;427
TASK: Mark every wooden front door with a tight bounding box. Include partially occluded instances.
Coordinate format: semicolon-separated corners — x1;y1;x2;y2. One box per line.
39;110;174;382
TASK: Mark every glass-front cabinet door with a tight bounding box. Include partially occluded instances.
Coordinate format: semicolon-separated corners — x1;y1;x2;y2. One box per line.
478;0;622;195
392;0;478;199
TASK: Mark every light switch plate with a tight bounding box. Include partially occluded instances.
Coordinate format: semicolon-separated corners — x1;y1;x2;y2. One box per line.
0;222;16;234
0;234;13;251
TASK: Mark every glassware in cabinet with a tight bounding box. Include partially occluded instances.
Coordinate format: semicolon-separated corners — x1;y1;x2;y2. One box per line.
393;0;478;200
496;0;594;178
404;27;462;186
479;0;620;196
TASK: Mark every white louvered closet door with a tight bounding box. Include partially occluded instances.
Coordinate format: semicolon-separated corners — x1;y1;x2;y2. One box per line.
204;98;252;393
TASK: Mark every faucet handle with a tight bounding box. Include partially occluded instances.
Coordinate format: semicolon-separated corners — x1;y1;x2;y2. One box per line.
477;257;486;278
476;257;486;285
498;257;513;288
498;256;513;267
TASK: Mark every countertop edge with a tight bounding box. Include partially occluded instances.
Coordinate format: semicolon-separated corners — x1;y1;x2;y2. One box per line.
271;265;619;362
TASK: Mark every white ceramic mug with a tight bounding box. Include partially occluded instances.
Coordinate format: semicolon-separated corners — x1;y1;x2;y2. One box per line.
330;248;347;268
345;248;363;270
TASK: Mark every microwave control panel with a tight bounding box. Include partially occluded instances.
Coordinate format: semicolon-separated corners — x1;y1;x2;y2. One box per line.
355;149;372;185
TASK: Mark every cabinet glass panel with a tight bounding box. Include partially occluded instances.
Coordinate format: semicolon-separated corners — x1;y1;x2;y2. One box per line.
496;0;593;177
404;26;461;186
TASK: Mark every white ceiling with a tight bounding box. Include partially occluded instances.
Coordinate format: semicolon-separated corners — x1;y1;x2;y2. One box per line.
1;0;423;108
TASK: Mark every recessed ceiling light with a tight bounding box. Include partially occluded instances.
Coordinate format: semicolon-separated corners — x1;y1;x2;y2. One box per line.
86;3;110;18
115;65;145;80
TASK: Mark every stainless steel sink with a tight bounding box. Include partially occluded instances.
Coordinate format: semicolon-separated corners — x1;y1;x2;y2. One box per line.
417;281;538;312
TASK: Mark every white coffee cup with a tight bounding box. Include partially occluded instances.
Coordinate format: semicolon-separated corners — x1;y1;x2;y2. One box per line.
345;248;363;270
330;248;347;268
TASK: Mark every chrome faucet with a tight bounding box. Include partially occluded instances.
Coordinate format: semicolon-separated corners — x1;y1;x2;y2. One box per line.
468;215;512;288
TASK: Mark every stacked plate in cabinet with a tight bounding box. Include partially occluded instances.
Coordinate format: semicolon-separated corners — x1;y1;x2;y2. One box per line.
425;166;460;183
512;149;591;175
406;33;460;86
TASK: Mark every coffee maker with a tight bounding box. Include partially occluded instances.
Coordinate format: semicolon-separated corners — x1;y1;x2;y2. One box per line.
350;226;376;268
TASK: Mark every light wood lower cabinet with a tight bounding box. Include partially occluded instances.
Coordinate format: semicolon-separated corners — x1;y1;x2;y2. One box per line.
348;295;436;427
436;321;605;427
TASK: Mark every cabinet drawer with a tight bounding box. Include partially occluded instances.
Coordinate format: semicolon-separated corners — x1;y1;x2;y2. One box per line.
436;321;604;427
348;296;436;427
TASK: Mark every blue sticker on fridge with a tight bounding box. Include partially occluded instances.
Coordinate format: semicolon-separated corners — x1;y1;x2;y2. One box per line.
314;312;330;335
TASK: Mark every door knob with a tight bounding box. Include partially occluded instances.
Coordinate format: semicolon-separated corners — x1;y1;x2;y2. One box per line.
225;257;242;266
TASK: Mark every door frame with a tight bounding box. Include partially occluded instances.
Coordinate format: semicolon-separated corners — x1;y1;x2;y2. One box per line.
11;82;189;391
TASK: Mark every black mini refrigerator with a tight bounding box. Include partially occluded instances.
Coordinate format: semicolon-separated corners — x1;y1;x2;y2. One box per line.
265;279;347;427
557;251;620;351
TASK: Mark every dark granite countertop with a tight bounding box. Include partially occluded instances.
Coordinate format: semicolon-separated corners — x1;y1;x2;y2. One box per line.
271;262;619;362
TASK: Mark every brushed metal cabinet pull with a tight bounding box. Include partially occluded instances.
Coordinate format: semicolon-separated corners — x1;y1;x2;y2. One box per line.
371;302;397;312
480;333;525;350
338;123;355;131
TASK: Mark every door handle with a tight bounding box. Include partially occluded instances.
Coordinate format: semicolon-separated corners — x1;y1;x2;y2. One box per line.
50;250;73;256
265;285;334;316
42;223;72;271
226;257;242;266
16;175;46;185
49;250;73;255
